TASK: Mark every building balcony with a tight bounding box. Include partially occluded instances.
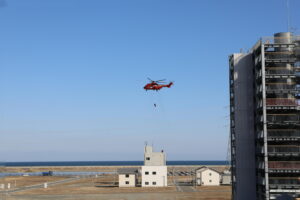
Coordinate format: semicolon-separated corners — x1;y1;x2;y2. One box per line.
265;68;295;75
265;75;297;79
267;129;300;140
268;161;300;170
266;98;299;106
267;114;300;125
265;51;295;59
269;184;300;190
268;145;300;157
266;84;296;90
268;145;300;152
266;84;299;94
270;177;300;182
264;53;298;63
269;178;300;189
268;130;300;136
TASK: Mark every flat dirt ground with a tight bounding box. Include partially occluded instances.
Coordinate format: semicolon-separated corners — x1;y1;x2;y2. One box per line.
1;166;231;200
4;165;230;173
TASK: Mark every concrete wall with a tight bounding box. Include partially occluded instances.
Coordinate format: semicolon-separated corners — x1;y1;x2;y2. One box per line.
144;145;166;166
196;169;220;186
231;53;257;200
221;174;231;185
119;174;136;187
141;166;167;187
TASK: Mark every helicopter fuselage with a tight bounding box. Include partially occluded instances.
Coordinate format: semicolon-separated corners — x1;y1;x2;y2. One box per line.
144;82;173;91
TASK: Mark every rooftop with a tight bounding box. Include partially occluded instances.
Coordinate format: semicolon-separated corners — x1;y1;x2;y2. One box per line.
117;168;139;174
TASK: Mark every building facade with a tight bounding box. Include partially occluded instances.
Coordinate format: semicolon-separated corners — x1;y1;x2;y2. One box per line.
144;145;166;166
118;168;138;187
142;145;167;187
141;166;167;187
221;170;231;185
230;32;300;200
195;167;221;186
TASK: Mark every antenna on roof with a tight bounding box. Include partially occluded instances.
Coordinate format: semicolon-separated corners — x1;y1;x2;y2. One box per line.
286;0;290;32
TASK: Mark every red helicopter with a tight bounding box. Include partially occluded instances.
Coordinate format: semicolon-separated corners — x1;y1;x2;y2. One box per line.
143;78;173;91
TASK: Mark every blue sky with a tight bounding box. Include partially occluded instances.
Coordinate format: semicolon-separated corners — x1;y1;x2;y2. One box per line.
0;0;299;161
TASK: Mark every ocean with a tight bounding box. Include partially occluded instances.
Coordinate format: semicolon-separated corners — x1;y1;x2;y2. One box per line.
4;161;228;167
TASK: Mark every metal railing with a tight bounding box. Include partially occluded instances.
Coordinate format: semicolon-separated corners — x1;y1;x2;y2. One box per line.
267;114;300;122
268;145;300;153
265;68;294;75
266;84;296;90
265;52;295;60
268;129;300;137
262;36;300;44
266;98;299;106
269;178;300;185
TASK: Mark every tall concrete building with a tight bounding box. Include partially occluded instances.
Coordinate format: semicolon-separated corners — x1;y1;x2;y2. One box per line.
142;145;167;187
229;32;300;200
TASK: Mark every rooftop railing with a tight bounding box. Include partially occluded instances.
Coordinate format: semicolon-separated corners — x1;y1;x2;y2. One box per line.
261;35;300;45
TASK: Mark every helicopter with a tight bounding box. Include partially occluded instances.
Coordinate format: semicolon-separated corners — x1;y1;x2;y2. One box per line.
143;78;173;91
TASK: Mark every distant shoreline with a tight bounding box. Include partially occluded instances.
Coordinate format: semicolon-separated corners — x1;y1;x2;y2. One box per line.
3;161;229;167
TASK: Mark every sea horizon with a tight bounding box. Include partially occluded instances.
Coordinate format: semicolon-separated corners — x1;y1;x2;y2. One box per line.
3;160;229;167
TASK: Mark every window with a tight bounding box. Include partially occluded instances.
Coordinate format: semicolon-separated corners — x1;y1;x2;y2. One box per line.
145;182;149;185
152;171;156;175
125;174;129;178
146;157;150;160
209;173;212;176
125;181;129;185
145;171;149;175
209;180;212;182
152;182;156;185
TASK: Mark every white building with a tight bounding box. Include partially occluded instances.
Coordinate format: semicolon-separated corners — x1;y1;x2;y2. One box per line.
141;166;167;187
221;170;231;185
118;168;138;187
195;166;221;186
142;145;167;187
